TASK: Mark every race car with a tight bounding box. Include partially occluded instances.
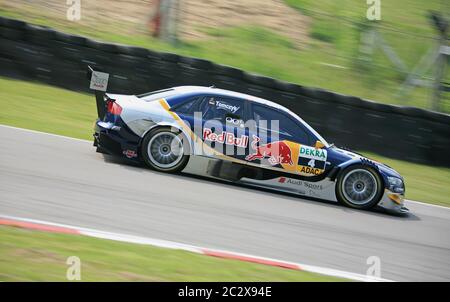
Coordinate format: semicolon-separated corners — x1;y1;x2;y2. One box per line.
88;68;408;214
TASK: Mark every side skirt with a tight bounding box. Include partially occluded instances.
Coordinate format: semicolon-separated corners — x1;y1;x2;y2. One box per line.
182;155;338;203
238;177;338;202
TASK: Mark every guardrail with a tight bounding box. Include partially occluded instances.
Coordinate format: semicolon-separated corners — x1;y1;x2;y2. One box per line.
1;16;449;167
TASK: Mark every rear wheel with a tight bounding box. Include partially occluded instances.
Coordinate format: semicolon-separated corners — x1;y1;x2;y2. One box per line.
141;127;190;173
336;165;383;209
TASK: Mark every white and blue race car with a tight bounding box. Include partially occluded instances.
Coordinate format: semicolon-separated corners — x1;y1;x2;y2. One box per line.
89;69;407;214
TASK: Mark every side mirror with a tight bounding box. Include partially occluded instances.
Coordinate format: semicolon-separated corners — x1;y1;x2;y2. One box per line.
314;140;325;149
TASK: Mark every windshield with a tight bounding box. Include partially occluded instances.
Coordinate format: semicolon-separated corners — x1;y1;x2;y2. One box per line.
281;107;330;147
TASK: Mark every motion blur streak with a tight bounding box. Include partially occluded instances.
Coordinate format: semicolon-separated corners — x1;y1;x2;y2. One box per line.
0;125;449;281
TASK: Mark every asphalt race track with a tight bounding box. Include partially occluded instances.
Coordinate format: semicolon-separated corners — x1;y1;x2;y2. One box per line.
1;125;449;281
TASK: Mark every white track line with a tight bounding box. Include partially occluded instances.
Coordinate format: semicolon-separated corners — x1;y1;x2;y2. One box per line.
405;200;450;210
0;214;392;282
0;124;90;143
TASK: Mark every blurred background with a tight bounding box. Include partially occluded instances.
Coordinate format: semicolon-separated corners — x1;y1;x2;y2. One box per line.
1;0;449;112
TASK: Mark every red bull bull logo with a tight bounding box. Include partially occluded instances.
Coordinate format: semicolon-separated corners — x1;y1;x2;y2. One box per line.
246;135;293;166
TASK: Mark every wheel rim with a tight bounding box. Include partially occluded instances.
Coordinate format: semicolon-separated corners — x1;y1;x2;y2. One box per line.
147;132;184;169
342;169;378;205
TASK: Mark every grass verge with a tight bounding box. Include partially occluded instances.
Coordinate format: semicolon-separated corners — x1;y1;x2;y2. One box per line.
0;225;344;281
0;76;448;207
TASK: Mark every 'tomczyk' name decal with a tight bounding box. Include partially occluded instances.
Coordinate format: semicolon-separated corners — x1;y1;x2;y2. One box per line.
216;101;240;113
203;128;248;148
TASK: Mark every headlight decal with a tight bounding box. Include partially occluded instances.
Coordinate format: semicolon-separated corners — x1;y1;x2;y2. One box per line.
387;176;404;194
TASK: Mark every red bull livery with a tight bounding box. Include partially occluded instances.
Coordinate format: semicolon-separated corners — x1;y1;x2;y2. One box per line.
88;67;408;215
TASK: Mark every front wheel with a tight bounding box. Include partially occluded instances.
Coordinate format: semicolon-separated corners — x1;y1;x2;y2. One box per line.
141;127;190;173
336;165;383;210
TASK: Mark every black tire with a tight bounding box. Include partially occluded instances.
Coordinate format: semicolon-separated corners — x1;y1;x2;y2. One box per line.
141;127;190;173
336;164;383;210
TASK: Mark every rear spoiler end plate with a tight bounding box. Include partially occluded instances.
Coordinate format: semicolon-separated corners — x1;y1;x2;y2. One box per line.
87;65;110;120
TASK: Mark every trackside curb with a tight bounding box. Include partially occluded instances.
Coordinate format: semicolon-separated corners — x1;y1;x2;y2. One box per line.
0;214;393;282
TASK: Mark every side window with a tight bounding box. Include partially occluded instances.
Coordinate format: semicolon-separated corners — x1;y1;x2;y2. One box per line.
252;104;311;145
172;97;202;116
200;96;245;121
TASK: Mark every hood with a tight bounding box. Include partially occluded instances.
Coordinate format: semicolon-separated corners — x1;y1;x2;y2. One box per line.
328;146;402;179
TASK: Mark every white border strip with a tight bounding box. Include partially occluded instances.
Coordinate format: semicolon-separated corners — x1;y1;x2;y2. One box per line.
0;214;392;282
405;199;450;210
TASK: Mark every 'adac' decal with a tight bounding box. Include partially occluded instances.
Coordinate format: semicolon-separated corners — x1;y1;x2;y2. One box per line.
299;166;323;175
246;135;293;166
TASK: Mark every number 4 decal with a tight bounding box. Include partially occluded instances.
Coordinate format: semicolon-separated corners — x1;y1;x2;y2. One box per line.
308;159;315;168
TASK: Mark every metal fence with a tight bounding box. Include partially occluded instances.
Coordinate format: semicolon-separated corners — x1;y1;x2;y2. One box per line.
1;16;449;166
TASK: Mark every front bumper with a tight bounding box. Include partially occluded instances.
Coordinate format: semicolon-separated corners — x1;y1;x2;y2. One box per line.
94;118;141;161
377;189;409;215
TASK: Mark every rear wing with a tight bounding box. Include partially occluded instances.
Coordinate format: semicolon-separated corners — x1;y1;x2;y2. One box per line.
87;66;110;120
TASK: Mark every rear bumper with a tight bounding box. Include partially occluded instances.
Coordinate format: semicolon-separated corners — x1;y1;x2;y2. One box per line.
94;118;141;161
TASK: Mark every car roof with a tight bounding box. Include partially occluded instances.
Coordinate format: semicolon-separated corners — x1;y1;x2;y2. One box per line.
171;86;287;111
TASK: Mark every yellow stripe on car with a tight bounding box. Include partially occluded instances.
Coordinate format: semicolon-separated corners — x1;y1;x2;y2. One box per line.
388;193;403;205
158;98;247;164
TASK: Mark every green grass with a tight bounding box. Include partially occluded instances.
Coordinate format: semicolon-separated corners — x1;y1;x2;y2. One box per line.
0;225;344;281
0;76;449;206
284;0;450;112
0;3;448;112
285;0;444;31
0;77;96;140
